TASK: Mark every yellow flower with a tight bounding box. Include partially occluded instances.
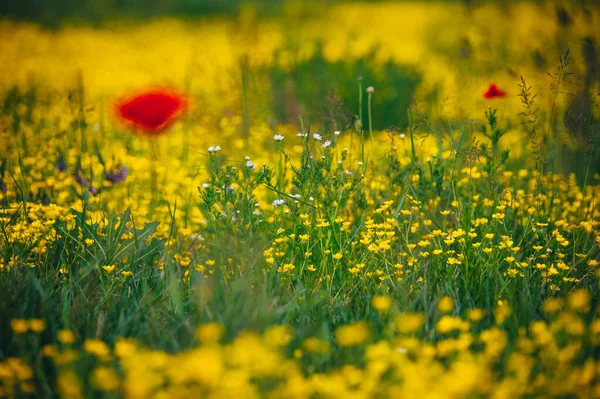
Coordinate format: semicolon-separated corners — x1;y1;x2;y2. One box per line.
451;229;465;238
42;345;58;358
278;263;295;273
85;238;94;246
440;210;451;216
436;316;469;334
302;337;330;354
394;313;425;333
58;329;76;344
102;265;116;273
335;322;370;347
263;325;293;347
467;308;485;322
91;367;120;391
543;298;563;314
196;322;224;345
485;233;494;239
114;338;137;358
494;300;512;324
567;289;590;311
332;252;343;260
447;257;461;266
84;339;111;359
372;295;392;313
29;319;46;333
10;319;29;334
58;371;83;398
437;296;455;313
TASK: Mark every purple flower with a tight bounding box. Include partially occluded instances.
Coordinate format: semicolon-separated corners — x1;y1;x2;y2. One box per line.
55;154;67;173
74;171;89;187
73;170;98;196
104;165;128;184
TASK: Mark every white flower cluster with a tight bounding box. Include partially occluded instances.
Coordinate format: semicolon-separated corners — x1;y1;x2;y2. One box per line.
272;199;286;207
208;145;221;153
244;156;256;170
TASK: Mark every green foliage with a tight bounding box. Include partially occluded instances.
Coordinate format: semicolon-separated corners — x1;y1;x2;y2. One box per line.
269;45;421;131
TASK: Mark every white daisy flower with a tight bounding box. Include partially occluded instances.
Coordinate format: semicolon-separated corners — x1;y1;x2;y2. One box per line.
245;160;256;170
272;199;286;207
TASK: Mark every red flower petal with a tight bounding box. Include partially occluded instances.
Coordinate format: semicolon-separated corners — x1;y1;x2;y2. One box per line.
117;90;186;135
483;84;506;99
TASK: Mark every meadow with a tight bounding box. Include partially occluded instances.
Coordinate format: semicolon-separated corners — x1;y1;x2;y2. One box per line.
1;1;600;397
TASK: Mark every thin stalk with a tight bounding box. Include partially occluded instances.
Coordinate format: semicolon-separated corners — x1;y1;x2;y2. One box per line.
358;78;363;123
407;109;417;165
150;140;159;203
278;145;283;192
368;91;373;139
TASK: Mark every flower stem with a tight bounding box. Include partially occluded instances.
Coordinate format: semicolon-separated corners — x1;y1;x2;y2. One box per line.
368;92;373;139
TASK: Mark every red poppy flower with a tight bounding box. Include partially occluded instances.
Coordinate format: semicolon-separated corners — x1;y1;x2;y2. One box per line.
116;90;187;136
483;84;506;99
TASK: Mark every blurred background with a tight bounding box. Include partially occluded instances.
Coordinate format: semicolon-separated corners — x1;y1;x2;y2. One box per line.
0;0;598;173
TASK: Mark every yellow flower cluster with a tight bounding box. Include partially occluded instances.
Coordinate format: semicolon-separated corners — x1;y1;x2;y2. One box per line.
4;288;595;398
